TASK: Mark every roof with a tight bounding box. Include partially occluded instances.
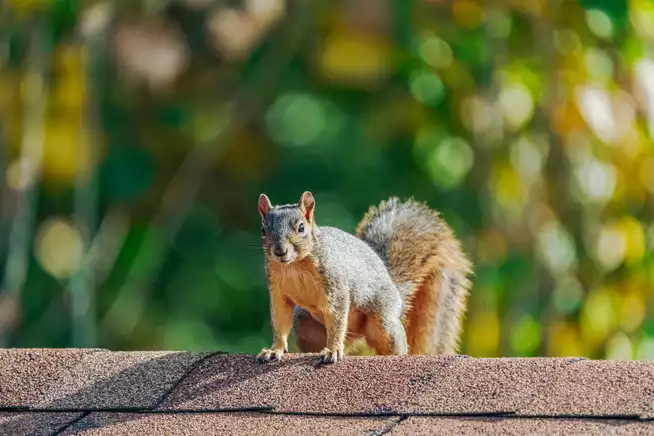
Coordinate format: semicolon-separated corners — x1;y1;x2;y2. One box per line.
1;349;653;435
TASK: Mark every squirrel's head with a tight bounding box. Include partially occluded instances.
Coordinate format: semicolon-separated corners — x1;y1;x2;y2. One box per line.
258;191;317;264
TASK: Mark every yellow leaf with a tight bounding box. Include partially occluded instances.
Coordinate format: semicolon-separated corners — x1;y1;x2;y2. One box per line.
580;287;617;350
547;321;584;357
615;124;647;160
318;30;394;86
618;216;646;263
440;60;476;92
466;310;499;357
53;44;84;74
511;0;547;16
630;0;654;38
491;161;525;209
41;121;91;183
619;291;645;333
51;77;86;111
452;0;484;29
551;99;585;135
8;0;52;14
640;156;654;193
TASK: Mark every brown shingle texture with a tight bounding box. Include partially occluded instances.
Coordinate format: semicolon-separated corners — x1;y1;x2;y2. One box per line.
161;354;576;414
406;357;575;414
517;359;654;417
3;349;654;435
161;353;459;413
60;412;398;436
35;351;210;410
393;417;654;436
0;348;99;408
0;411;82;436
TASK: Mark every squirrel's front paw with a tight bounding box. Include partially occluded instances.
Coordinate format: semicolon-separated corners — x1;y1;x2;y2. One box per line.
319;346;344;364
257;348;284;363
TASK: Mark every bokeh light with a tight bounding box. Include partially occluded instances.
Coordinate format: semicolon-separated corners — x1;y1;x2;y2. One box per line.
0;0;651;360
34;218;85;280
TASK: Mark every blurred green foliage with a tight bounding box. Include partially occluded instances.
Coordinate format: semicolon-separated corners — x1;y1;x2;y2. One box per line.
0;0;653;359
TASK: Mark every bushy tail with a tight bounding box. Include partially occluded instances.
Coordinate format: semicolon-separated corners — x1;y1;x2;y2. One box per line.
355;197;473;355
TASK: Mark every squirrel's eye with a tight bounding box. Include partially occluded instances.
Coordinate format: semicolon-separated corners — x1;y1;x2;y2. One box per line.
260;226;266;237
298;223;305;233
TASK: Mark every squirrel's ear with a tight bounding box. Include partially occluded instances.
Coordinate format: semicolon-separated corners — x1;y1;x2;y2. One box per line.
298;191;315;222
258;194;272;218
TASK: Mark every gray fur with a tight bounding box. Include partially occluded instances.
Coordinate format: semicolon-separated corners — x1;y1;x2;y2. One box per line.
260;197;409;359
315;226;405;314
259;193;470;359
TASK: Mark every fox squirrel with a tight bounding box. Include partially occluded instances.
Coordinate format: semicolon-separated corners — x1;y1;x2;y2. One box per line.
256;191;473;363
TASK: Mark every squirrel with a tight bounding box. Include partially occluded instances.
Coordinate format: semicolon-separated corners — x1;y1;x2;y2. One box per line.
256;191;473;364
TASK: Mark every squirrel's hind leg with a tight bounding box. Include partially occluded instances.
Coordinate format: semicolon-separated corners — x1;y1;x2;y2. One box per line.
364;302;409;356
292;307;326;352
292;306;363;354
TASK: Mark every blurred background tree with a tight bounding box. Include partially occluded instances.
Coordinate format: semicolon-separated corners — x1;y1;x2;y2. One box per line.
0;0;652;359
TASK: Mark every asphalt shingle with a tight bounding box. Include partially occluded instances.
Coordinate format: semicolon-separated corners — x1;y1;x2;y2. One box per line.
517;359;654;418
161;354;575;415
406;357;576;414
60;412;398;436
644;409;654;419
160;353;461;413
0;411;83;436
0;348;99;408
391;417;654;436
2;349;654;435
35;351;209;410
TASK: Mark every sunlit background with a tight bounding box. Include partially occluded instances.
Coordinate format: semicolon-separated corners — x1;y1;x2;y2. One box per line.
0;0;653;359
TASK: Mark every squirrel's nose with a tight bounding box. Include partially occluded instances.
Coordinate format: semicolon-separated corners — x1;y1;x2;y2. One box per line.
273;243;288;257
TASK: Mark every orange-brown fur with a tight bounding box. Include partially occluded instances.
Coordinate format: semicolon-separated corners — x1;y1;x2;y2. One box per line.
404;275;440;354
268;257;384;352
355;198;473;355
267;256;325;323
387;230;469;355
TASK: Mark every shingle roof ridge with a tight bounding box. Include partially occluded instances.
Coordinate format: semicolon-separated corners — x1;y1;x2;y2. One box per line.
2;350;653;421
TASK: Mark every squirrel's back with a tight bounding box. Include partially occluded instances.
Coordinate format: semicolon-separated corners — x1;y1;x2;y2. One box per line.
355;197;473;355
314;226;396;291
